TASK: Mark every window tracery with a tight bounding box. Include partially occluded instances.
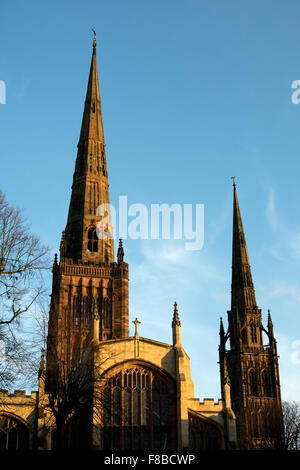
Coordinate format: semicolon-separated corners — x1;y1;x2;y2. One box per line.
88;227;98;252
102;365;176;450
188;413;222;450
249;369;258;396
0;415;29;450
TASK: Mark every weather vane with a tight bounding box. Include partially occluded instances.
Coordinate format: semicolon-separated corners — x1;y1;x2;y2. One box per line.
231;176;236;187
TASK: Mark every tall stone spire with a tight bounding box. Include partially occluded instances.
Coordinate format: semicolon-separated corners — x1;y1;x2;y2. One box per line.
231;182;257;311
64;35;114;264
221;181;285;450
78;32;104;143
46;37;129;396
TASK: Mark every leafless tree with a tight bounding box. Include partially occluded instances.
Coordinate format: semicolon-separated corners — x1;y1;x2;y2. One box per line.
282;401;300;450
0;188;51;390
43;346;116;450
17;295;49;388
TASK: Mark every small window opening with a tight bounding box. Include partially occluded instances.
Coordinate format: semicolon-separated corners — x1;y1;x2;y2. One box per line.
88;227;98;252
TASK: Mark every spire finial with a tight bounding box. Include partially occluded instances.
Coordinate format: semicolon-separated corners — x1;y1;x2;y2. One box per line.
231;176;236;188
267;309;273;324
92;28;97;51
172;301;181;345
267;309;274;339
220;316;224;332
60;230;66;261
117;238;124;264
53;253;58;270
172;301;181;326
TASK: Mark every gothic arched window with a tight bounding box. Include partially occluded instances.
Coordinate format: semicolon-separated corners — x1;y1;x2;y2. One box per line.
102;364;177;450
261;370;271;397
84;297;89;327
241;327;248;344
249;370;258;396
104;298;110;329
250;323;257;343
0;415;29;450
188;413;222;450
88;227;98;253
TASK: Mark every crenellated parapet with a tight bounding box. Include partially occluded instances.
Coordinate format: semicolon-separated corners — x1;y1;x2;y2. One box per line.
0;389;37;400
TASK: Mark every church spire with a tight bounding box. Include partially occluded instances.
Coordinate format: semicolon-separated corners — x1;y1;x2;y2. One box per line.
222;182;285;449
78;31;104;144
64;36;114;264
231;181;257;310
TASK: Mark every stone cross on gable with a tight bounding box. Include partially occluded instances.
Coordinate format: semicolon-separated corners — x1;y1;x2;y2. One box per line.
132;318;141;338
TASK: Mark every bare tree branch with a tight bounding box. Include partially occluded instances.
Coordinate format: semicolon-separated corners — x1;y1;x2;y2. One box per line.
283;401;300;450
0;189;51;390
43;346;118;449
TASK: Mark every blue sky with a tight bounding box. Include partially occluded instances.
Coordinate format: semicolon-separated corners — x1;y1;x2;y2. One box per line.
1;0;300;401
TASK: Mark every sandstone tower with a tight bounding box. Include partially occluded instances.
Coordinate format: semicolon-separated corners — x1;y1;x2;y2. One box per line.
219;182;285;449
46;37;129;385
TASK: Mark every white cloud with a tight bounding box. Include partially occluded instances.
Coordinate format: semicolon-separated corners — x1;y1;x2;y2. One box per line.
126;195;300;403
266;186;277;230
269;284;300;302
127;238;228;400
289;229;300;260
276;333;300;402
259;281;300;304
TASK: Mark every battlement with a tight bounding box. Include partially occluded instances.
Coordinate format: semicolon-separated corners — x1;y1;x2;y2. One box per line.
0;389;37;399
200;398;223;406
189;397;223;408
